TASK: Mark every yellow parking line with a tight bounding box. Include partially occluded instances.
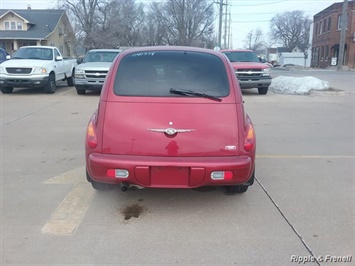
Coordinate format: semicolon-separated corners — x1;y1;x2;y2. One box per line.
256;155;354;159
43;166;86;184
57;88;74;95
41;182;95;236
42;166;94;236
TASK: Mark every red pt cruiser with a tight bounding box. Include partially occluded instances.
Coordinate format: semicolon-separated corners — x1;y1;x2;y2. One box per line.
85;46;256;194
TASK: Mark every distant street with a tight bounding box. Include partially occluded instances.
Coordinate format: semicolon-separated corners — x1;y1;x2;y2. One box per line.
1;71;354;265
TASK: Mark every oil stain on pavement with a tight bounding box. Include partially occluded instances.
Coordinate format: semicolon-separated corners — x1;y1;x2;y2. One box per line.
122;203;147;220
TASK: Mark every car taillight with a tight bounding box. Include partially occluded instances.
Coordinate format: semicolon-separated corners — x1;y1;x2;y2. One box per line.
87;117;97;149
244;123;255;152
211;171;233;180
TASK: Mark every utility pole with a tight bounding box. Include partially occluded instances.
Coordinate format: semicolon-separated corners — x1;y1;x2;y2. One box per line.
337;0;348;71
228;12;231;49
223;0;228;49
218;0;224;48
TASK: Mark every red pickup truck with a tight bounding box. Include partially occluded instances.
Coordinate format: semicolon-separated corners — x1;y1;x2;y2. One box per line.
221;49;271;95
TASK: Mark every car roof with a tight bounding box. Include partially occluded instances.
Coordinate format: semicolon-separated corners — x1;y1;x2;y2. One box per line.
221;49;254;52
119;45;226;57
18;46;55;49
87;49;122;52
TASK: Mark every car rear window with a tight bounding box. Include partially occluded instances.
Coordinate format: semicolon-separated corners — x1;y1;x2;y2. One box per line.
113;50;229;97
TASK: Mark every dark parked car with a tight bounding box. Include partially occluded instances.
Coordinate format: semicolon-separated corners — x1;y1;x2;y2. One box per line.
85;46;256;194
0;48;9;64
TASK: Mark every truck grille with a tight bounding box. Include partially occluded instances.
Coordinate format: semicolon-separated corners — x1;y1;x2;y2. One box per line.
85;70;108;79
6;68;32;74
236;68;262;78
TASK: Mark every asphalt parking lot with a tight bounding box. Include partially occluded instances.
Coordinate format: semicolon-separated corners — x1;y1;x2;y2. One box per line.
1;70;354;265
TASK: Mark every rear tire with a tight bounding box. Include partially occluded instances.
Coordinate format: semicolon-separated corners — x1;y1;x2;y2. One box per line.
258;87;268;95
86;170;114;191
224;168;255;194
67;70;75;86
44;73;56;93
224;185;249;194
1;86;14;94
91;182;115;191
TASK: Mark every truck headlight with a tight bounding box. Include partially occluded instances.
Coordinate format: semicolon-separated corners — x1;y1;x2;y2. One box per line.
75;69;85;79
262;68;270;76
0;66;5;74
33;67;47;74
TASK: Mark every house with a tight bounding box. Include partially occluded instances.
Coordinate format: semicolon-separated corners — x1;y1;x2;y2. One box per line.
311;1;355;69
0;7;76;57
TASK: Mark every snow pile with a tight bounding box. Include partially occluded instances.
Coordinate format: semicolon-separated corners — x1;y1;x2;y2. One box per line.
270;76;329;95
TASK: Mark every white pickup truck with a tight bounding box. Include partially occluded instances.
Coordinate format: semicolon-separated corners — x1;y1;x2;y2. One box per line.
0;46;77;94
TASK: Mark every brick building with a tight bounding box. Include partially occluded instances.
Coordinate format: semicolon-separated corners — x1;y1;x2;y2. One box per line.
311;1;355;69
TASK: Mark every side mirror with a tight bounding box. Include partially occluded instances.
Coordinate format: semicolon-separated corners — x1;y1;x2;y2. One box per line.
77;58;83;64
55;55;63;61
6;55;11;60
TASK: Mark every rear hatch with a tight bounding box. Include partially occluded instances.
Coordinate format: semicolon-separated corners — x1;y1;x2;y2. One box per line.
101;49;241;157
102;101;240;156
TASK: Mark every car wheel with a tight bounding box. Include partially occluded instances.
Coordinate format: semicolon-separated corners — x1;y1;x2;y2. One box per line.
76;86;86;95
86;170;114;191
91;181;115;191
44;73;56;93
1;86;14;94
67;70;75;86
224;184;249;194
258;87;268;95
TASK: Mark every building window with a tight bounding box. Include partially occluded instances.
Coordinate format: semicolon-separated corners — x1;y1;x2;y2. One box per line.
315;23;318;36
319;21;322;34
325;45;329;60
327;17;331;31
323;19;326;33
321;46;324;61
4;21;23;30
337;15;342;30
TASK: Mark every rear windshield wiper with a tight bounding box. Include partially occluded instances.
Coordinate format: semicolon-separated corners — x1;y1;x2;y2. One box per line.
169;88;222;102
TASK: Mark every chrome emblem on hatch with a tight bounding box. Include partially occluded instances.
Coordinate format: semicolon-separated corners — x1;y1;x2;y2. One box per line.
147;127;195;136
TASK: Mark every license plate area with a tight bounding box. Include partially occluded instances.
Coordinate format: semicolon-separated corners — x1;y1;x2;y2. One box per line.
151;166;189;187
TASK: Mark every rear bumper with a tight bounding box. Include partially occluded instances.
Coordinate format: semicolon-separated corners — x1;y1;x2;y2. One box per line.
87;153;254;188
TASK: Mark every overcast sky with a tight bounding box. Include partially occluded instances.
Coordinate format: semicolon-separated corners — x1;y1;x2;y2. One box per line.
0;0;344;48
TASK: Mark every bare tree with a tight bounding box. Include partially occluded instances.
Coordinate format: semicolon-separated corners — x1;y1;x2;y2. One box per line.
57;0;145;50
270;10;312;49
244;28;264;51
147;0;215;46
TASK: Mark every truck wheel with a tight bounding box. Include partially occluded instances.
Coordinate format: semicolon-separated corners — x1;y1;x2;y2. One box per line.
258;87;268;95
75;86;86;95
67;70;75;86
44;73;56;93
1;87;14;94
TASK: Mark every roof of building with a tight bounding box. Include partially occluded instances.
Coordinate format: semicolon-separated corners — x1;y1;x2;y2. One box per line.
0;9;65;40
